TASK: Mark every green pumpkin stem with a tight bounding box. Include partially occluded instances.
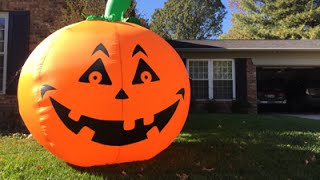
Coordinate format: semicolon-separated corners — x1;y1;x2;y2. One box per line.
105;0;131;21
86;0;141;25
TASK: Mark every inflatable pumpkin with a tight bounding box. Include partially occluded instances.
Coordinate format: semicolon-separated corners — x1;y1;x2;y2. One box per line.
18;0;190;167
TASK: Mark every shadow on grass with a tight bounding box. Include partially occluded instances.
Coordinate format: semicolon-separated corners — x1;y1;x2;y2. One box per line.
68;114;320;179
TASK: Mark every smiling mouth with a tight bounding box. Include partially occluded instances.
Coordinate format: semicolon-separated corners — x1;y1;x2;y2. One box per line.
49;94;182;146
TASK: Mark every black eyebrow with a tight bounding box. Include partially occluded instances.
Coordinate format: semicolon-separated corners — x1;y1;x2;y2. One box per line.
92;43;109;57
132;44;147;57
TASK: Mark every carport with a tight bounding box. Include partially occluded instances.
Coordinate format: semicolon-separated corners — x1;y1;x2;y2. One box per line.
257;67;320;113
250;42;320;113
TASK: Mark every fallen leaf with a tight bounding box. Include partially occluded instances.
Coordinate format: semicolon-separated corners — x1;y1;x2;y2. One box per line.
176;173;189;180
195;162;201;166
202;167;215;172
27;134;33;139
305;160;309;165
121;170;127;176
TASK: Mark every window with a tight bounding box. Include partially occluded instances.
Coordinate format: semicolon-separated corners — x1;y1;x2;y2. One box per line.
188;61;209;99
213;61;233;99
0;13;8;94
187;59;235;100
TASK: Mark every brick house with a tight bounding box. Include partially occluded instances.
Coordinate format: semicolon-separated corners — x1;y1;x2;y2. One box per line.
0;0;66;130
1;0;320;120
0;0;65;96
169;40;320;113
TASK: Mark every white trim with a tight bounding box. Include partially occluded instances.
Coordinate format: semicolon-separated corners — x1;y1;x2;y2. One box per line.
208;60;214;99
186;60;190;77
175;48;320;53
232;60;236;100
0;12;8;94
187;58;236;101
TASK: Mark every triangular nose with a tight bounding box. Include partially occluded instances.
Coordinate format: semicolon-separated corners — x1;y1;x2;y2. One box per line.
115;89;129;99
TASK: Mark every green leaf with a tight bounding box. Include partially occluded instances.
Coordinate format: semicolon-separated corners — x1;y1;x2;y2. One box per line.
221;0;320;39
150;0;227;40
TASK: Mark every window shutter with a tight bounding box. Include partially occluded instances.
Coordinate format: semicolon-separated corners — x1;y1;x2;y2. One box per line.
6;11;30;95
235;58;247;101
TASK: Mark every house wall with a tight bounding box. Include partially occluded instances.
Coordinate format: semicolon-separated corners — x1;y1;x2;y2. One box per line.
0;95;23;132
247;59;257;113
179;51;320;66
250;52;320;66
0;1;317;124
0;0;65;52
0;0;65;131
179;52;259;113
179;50;320;113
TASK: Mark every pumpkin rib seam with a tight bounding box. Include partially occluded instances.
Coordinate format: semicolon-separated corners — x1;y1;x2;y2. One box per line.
35;32;62;159
113;23;122;164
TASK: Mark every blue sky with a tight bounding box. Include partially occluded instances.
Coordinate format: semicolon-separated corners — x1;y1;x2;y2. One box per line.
136;0;232;33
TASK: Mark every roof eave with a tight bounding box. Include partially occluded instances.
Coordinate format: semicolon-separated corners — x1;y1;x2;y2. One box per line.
175;48;320;53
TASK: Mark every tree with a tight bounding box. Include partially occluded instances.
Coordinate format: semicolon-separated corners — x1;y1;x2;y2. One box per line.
125;0;149;28
48;0;148;32
221;0;320;39
150;0;227;40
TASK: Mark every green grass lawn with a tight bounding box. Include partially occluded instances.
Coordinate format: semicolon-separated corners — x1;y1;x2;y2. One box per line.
1;114;320;179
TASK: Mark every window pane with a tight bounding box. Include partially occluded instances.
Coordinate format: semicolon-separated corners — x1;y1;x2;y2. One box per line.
0;42;3;52
0;30;3;40
189;60;208;79
223;72;228;79
0;55;3;65
214;67;222;79
0;18;4;29
0;56;3;67
0;41;4;53
228;64;232;71
213;61;232;80
204;72;208;79
0;55;3;90
213;80;233;99
191;80;209;99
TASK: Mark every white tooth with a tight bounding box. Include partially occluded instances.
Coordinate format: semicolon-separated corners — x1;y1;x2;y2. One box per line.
68;111;81;122
147;127;160;139
144;115;155;126
78;126;95;141
124;119;136;131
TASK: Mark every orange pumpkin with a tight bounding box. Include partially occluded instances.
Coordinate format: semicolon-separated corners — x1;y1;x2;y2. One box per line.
18;20;190;167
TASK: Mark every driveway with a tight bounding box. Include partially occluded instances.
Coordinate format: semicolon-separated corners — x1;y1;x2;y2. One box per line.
282;114;320;120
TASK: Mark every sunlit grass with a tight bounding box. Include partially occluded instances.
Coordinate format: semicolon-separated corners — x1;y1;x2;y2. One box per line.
2;113;320;179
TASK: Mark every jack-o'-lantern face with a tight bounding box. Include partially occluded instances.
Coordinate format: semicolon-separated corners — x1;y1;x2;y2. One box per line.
42;43;185;146
18;21;190;167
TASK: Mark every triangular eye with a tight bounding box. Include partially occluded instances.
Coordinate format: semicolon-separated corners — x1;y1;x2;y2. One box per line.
79;58;112;85
132;59;160;85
